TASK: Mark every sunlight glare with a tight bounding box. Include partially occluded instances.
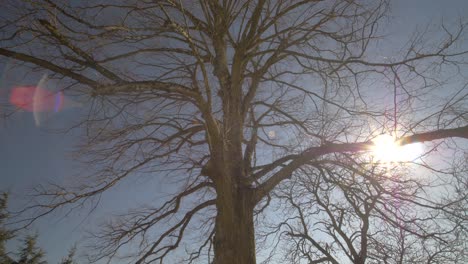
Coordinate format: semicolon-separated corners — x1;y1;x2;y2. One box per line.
371;134;423;163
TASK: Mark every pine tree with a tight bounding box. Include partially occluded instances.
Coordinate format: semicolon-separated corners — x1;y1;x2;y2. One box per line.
0;193;15;264
59;245;76;264
17;234;46;264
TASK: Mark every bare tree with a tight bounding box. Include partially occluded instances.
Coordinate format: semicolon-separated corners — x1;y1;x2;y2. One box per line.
268;157;467;264
1;0;467;263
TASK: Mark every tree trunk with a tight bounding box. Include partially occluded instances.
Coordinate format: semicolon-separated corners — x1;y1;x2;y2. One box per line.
213;184;256;264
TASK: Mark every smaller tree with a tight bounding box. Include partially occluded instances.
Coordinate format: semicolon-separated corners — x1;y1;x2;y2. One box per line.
59;245;76;264
0;193;15;264
17;234;47;264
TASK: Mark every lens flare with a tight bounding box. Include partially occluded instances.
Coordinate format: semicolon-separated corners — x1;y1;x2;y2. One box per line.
10;86;64;112
9;75;81;126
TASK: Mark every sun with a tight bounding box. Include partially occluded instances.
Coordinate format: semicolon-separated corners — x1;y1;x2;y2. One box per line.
371;134;424;163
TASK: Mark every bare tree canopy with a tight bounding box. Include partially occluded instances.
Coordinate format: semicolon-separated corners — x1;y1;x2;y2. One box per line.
1;0;467;263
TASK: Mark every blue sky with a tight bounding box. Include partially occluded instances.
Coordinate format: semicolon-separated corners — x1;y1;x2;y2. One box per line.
1;1;468;263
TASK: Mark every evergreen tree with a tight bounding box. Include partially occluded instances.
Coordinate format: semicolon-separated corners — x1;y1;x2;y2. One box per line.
0;193;15;264
17;234;46;264
59;245;76;264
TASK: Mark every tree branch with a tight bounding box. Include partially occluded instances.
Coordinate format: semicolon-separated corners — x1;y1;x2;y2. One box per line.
254;125;468;202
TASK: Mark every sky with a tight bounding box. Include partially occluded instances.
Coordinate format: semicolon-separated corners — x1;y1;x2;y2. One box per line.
1;1;468;263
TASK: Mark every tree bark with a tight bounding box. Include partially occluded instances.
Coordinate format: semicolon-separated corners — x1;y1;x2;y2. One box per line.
213;183;256;264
